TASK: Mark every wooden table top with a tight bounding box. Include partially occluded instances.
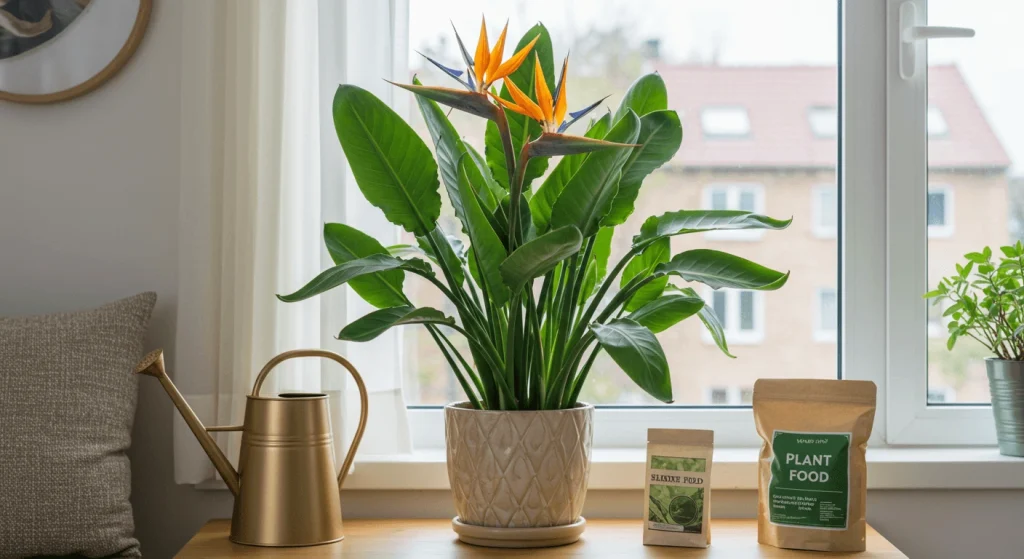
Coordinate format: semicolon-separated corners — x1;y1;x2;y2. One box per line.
177;519;905;558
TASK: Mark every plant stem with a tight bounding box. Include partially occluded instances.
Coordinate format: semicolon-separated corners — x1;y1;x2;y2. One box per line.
424;325;482;409
566;344;603;407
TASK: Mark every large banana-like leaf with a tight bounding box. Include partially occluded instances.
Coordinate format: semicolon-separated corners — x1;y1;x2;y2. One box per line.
493;193;535;248
628;293;705;333
590;318;672;403
484;24;553;190
602;110;683;226
466;145;503;211
278;254;431;303
621;237;670;312
333;85;441;236
655;249;790;291
579;226;614;304
633;210;792;247
612;73;668;124
457;158;510;305
674;286;735;358
499;226;583;293
549;111;641;237
324;223;407;308
419;226;466;287
337;306;455;342
531;113;611;234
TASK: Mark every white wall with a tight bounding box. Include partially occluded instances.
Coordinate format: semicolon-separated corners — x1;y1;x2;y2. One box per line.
1;2;1022;558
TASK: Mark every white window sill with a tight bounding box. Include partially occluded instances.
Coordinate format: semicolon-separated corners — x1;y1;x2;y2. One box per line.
327;447;1024;491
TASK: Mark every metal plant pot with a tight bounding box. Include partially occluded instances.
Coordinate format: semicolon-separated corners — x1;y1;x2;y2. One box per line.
444;402;594;547
986;359;1024;457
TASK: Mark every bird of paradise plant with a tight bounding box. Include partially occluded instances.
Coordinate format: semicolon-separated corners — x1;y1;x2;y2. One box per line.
279;18;792;411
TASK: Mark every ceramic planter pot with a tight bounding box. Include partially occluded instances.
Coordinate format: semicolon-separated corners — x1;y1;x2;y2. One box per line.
444;402;594;548
986;359;1024;456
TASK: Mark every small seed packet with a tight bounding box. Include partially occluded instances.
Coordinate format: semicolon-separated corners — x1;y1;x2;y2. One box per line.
643;428;713;548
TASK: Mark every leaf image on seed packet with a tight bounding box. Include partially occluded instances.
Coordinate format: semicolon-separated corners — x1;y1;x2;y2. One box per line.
644;430;713;548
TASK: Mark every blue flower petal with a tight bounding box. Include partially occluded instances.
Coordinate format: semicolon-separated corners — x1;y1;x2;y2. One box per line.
560;96;610;132
552;55;569;108
451;22;476;69
417;51;473;91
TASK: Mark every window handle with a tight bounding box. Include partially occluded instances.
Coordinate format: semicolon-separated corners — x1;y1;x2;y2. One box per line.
899;1;975;80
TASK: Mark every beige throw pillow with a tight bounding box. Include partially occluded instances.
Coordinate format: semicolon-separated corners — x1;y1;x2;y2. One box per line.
0;292;156;558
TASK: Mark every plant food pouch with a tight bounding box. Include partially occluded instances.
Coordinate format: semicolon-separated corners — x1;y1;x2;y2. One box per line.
753;379;876;552
643;429;713;548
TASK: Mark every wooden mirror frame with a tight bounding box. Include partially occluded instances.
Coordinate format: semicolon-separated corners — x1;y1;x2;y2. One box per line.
0;0;152;104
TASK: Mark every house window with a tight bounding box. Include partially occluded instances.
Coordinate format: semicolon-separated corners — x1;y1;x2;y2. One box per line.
708;388;730;405
703;184;765;241
705;288;764;345
700;107;750;138
812;184;838;238
815;288;838;342
808;106;838;137
928;106;948;137
927;185;954;238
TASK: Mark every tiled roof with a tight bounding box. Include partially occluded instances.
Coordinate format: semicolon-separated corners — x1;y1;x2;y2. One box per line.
655;64;1011;169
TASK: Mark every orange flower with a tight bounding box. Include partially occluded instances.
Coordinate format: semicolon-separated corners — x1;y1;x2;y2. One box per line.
419;17;539;94
493;54;604;134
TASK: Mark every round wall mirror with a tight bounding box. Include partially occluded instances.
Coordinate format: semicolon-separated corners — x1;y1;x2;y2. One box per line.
0;0;151;104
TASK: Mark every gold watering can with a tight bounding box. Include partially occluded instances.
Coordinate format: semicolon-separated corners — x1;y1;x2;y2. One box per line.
135;348;369;547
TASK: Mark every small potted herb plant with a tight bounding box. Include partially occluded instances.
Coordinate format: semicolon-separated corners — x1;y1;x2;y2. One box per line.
926;242;1024;456
280;18;791;547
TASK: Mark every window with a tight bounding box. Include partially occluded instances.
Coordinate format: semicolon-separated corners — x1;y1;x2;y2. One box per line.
700;107;750;138
808;106;838;137
814;288;838;342
812;184;838;238
707;387;730;405
705;288;763;344
927;106;948;137
703;184;765;241
926;185;954;237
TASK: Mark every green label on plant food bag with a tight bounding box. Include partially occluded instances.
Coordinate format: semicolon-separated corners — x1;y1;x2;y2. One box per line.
768;431;850;530
648;456;706;534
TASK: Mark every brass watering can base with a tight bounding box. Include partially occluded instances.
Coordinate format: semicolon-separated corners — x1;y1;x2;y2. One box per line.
136;349;369;547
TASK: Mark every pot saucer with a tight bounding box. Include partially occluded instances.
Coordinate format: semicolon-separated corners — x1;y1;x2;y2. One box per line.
451;517;586;548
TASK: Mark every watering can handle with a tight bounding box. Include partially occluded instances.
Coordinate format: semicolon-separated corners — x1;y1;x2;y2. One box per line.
251;349;369;490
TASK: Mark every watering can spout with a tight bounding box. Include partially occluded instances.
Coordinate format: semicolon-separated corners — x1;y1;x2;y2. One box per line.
135;349;241;496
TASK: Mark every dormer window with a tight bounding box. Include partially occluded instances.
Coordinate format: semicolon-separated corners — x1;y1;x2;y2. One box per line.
700;107;750;138
808;106;838;137
928;106;948;137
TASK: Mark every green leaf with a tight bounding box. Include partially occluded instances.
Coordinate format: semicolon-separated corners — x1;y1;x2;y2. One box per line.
655;249;790;291
500;226;583;293
484;24;554;190
550;111;641;237
579;227;614;304
457;157;510;305
602;110;683;226
466;145;503;211
323;223;407;309
590;318;672;403
628;293;705;333
390;82;498;120
612;73;668;124
531;113;612;234
337;306;455;342
923;289;945;299
278;254;428;303
621;237;670;312
332;85;441;236
965;252;988;264
419;226;465;286
675;286;735;358
633;210;792;247
1000;245;1017;258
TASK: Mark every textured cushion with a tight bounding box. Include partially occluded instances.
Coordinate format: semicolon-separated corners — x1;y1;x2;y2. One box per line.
0;293;155;558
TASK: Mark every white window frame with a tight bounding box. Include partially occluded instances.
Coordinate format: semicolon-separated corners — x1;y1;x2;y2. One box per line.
926;183;955;238
812;183;839;238
884;0;995;446
391;0;993;452
701;287;765;345
702;183;766;241
814;287;839;343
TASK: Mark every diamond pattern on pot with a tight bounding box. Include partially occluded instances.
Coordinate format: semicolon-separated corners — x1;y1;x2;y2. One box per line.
445;403;594;528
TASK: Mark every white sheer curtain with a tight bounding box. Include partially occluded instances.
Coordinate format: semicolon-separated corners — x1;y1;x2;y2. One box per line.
174;0;412;485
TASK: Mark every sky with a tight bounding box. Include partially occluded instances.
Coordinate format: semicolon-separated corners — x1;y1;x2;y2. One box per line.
409;0;1024;174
